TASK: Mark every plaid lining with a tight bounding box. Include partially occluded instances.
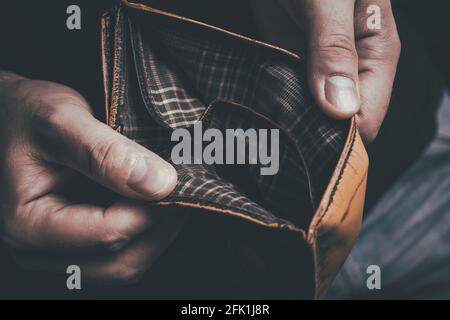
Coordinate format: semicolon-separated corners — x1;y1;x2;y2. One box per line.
106;8;349;230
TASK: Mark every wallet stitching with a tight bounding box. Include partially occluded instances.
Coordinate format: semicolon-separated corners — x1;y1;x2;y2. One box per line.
311;121;357;239
324;123;357;215
101;15;111;124
310;122;357;299
156;200;306;236
109;6;125;129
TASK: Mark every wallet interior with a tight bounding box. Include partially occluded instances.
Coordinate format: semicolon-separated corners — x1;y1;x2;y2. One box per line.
98;0;373;299
102;5;350;233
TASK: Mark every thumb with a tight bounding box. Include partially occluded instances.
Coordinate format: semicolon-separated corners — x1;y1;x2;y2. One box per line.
304;0;360;119
33;103;177;201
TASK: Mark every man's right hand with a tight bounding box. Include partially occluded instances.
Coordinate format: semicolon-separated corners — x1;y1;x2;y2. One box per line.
0;73;181;284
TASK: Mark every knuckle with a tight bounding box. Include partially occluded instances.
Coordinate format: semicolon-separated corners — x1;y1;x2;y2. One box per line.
99;229;130;253
317;33;358;61
381;30;401;58
87;140;129;181
29;101;62;134
28;90;91;137
369;29;402;61
111;264;145;285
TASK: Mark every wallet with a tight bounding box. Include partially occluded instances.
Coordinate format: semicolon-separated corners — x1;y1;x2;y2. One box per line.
101;0;369;299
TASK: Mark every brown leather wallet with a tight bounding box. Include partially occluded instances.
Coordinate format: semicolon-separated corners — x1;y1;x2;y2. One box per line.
101;0;368;299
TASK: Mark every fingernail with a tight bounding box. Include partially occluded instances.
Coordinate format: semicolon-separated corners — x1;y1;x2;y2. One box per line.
128;157;175;199
325;76;360;112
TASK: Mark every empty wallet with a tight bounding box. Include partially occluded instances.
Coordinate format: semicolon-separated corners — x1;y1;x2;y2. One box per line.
101;0;369;299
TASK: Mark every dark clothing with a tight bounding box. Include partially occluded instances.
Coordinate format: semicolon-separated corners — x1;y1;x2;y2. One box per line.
329;90;450;299
0;0;448;298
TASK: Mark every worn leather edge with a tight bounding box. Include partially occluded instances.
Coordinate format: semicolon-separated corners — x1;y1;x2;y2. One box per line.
103;5;126;130
308;119;369;299
101;13;111;125
158;201;306;235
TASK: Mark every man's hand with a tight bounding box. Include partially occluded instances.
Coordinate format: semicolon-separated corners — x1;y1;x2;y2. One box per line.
0;73;181;284
253;0;401;143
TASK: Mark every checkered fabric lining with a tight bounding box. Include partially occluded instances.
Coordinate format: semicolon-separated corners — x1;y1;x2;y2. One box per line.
110;10;349;229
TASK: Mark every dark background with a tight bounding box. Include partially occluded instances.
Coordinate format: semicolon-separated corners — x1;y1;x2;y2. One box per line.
0;0;449;298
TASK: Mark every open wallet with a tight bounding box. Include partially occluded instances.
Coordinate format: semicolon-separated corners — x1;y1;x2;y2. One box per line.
101;0;369;299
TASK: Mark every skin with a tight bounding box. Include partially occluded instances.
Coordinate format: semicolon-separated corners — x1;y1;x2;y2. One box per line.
0;0;401;285
253;0;401;143
0;74;182;284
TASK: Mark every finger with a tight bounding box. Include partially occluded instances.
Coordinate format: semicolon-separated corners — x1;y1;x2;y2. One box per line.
31;103;177;201
81;211;185;284
354;0;401;142
12;210;186;284
303;0;361;119
4;196;155;253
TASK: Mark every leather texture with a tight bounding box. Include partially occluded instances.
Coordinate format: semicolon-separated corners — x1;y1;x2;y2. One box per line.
308;119;368;299
101;0;369;299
